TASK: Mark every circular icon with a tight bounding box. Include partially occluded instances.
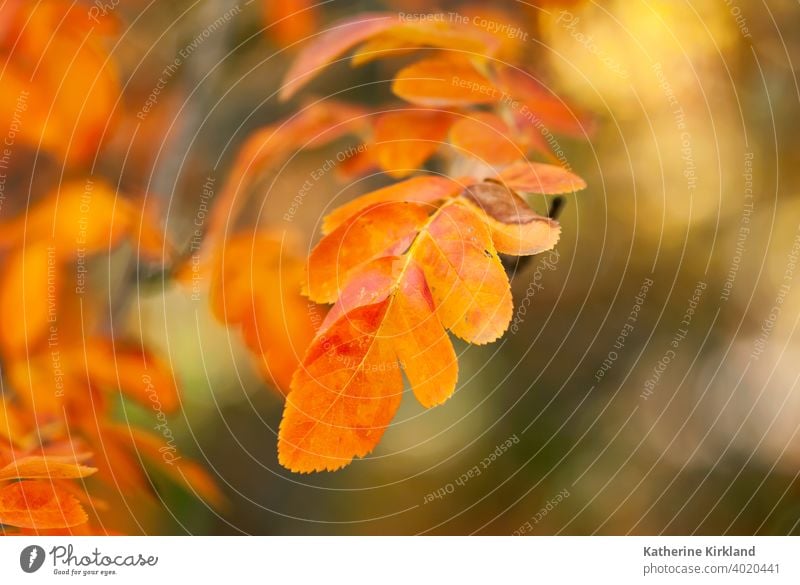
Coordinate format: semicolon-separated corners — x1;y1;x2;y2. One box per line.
20;545;45;573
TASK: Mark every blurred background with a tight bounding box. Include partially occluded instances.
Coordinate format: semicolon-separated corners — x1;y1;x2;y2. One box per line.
36;0;800;534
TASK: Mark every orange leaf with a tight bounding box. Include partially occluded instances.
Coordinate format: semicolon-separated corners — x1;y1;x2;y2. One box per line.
280;193;531;472
263;0;319;47
0;3;119;164
352;20;499;66
497;160;587;194
113;426;225;509
0;480;88;529
392;55;500;107
322;175;463;234
84;340;180;414
461;183;561;255
211;232;318;393
373;110;454;178
497;67;591;138
0;181;131;259
413;201;513;344
0;456;96;481
282;256;457;472
460;6;525;61
350;34;417;67
307;202;431;303
0;244;55;356
449;112;522;165
280;12;399;100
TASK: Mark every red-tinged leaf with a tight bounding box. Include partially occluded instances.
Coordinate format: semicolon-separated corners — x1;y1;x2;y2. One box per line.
0;480;88;529
280;12;399;100
282;257;456;472
322;175;464;234
461;182;561;255
392;55;501;107
497;67;592;138
497;160;587;194
449;112;522;165
279;298;403;473
307;202;431;303
373;110;454;178
0;456;97;481
280;196;527;472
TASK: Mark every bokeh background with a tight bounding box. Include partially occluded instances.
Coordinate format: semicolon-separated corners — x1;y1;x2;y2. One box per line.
31;0;800;534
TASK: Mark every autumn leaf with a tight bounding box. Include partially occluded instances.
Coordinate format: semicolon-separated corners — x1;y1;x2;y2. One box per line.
495;159;587;194
107;425;225;509
373;110;455;178
0;2;119;164
210;231;318;393
0;480;89;529
280;12;399;100
0;456;97;481
392;55;500;107
497;67;592;138
82;340;181;413
0;180;168;261
461;182;561;255
449;112;522;165
350;34;417;67
0;244;55;356
279;183;559;472
263;0;319;47
322;175;465;234
352;20;498;67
